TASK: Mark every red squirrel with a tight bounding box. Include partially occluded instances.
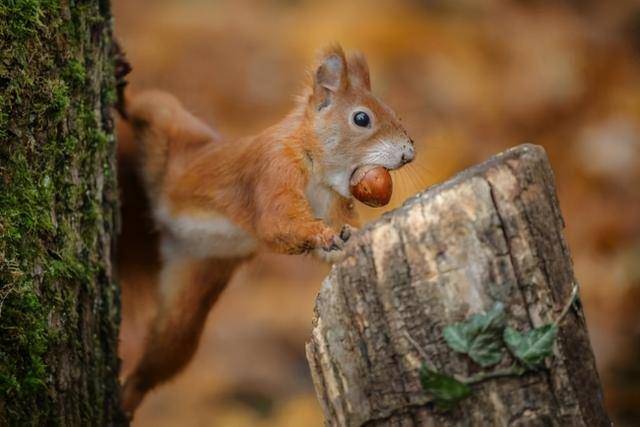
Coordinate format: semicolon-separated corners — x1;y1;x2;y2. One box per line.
117;44;414;415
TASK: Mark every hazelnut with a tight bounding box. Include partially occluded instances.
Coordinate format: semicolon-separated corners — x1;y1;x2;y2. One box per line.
349;165;393;207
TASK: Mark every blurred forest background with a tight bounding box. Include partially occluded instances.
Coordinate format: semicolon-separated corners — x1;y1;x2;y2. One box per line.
113;0;640;425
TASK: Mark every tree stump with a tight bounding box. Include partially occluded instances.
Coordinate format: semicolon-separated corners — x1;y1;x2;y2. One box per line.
306;144;609;426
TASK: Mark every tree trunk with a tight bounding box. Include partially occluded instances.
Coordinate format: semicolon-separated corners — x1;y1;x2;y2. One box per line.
0;1;124;425
306;144;609;426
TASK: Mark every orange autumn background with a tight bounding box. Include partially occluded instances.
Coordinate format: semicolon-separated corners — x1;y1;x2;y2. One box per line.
113;0;640;425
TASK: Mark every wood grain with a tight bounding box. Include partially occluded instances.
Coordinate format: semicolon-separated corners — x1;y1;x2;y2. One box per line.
306;144;609;426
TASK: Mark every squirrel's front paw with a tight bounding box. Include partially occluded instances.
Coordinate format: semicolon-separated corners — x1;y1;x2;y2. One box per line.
317;224;354;251
314;225;356;263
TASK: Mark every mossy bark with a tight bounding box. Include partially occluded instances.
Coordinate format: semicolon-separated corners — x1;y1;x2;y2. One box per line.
0;0;124;425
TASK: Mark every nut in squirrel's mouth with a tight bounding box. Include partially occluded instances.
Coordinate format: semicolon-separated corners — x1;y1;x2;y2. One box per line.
349;165;393;208
349;164;390;186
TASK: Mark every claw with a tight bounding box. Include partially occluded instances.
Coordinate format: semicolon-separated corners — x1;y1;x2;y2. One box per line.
328;243;341;251
340;225;352;242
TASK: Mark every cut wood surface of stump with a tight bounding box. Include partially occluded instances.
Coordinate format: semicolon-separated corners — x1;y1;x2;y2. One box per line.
306;144;609;426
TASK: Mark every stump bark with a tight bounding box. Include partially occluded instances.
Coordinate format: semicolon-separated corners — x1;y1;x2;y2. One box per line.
306;144;609;426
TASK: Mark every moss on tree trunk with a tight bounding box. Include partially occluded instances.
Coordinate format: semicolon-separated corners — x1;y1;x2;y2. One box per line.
0;0;124;424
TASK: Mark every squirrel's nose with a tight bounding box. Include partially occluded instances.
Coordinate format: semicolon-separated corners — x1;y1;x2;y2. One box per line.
401;142;415;164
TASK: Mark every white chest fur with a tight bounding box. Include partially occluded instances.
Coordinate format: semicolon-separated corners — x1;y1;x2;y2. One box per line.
156;203;257;259
305;175;334;220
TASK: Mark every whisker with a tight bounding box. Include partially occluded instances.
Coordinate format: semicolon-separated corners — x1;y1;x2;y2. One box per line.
405;164;426;191
405;167;420;192
409;163;433;180
413;164;430;187
395;168;408;190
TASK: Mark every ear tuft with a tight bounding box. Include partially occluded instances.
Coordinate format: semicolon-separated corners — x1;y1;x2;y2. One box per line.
347;52;371;90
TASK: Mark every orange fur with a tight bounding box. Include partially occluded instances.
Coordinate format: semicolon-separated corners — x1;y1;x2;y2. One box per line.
121;256;244;416
119;44;414;416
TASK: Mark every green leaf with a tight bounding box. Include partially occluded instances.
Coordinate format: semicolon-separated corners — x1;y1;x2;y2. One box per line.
503;324;558;368
419;363;471;410
442;323;470;353
468;331;505;367
442;303;506;367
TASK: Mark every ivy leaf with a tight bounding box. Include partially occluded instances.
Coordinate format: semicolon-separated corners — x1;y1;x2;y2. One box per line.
419;363;471;410
442;303;506;367
442;323;471;353
503;324;558;368
467;331;505;367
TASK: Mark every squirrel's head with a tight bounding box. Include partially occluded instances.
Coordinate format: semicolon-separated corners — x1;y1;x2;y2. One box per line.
304;45;415;197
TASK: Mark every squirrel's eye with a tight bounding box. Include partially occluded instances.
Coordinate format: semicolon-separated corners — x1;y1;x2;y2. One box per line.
353;111;370;128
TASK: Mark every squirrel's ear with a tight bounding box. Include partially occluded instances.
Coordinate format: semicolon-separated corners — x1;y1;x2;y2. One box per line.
312;46;347;109
315;53;346;92
348;52;371;90
315;47;347;92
